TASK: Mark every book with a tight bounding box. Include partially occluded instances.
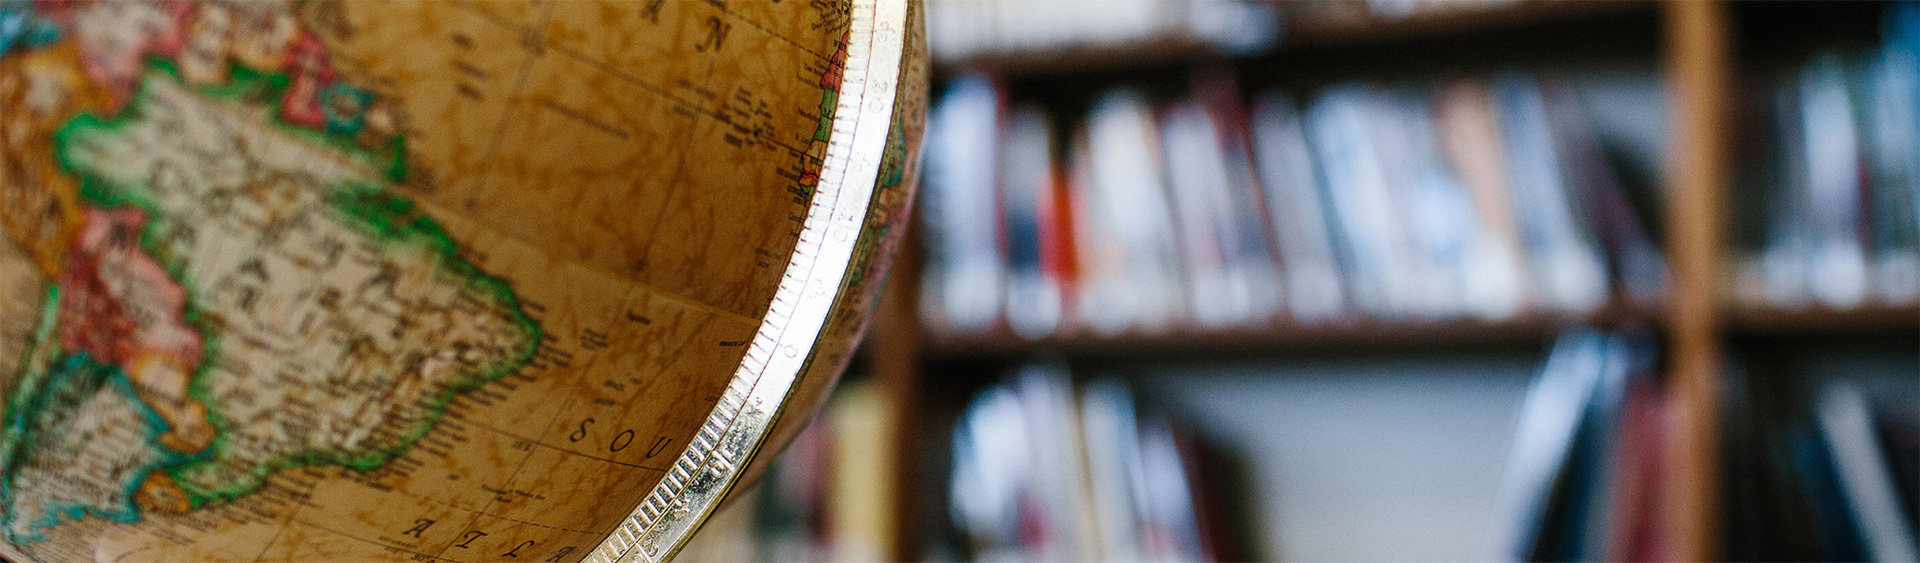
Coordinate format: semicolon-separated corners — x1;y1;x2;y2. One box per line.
1138;413;1208;561
1866;6;1920;304
1816;382;1920;562
1601;375;1672;562
827;381;895;562
1041;144;1082;338
1797;53;1872;309
1001;103;1063;338
1525;331;1646;562
948;380;1027;559
1080;380;1147;562
1079;89;1187;333
1193;68;1287;326
1539;79;1669;308
921;74;1007;334
1434;78;1530;319
1573;332;1652;561
924;0;1279;63
949;365;1236;561
1162;70;1286;327
1304;85;1421;317
1490;73;1610;315
1484;329;1609;561
1163;100;1245;328
1791;422;1870;561
1371;86;1476;318
1250;92;1349;323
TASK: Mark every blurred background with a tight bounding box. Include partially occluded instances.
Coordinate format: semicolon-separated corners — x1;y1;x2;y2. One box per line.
683;1;1919;561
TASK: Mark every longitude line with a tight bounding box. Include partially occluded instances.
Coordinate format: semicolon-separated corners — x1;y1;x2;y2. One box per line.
422;4;589;559
249;471;325;563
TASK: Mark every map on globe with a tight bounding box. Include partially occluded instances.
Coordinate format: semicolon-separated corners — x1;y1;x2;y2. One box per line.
0;0;925;561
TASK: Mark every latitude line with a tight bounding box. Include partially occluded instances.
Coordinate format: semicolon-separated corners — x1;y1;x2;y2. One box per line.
292;518;467;563
365;472;604;535
445;410;674;473
435;3;820;312
449;1;824;173
430;279;683;558
723;10;831;61
538;40;815;156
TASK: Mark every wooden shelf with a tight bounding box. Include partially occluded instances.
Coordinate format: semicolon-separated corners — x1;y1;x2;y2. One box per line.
923;305;1662;360
930;0;1655;78
916;303;1918;360
1282;0;1653;48
933;35;1223;78
1726;303;1920;337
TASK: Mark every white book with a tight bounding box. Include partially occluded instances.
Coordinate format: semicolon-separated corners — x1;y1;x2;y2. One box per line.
949;384;1027;559
1252;93;1348;323
1079;381;1146;563
1136;414;1206;562
1433;79;1530;319
1377;88;1479;318
1163;102;1239;327
1012;363;1096;561
1492;74;1610;314
1799;54;1872;309
920;75;1005;334
1068;130;1133;334
1083;90;1186;333
1484;330;1609;562
1868;45;1920;304
1000;104;1062;339
1183;0;1281;55
1164;101;1282;327
1305;86;1418;317
1211;95;1290;326
1816;382;1920;563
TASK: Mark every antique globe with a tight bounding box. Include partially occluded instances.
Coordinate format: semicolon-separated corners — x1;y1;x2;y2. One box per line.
0;0;924;561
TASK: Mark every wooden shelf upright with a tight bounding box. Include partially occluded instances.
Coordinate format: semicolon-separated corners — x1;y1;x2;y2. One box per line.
1661;1;1733;559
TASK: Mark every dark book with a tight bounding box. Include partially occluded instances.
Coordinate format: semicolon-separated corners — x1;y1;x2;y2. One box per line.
1790;423;1869;562
1876;417;1920;544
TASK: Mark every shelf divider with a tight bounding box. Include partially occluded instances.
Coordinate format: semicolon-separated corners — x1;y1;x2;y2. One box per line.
1662;1;1732;559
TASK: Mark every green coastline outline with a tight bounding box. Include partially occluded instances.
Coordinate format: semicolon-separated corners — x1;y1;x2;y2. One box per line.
38;57;541;512
0;352;195;546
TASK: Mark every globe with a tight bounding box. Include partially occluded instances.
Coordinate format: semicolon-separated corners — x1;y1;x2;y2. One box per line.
0;0;925;561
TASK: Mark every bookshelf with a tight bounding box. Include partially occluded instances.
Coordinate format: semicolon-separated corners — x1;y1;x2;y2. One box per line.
854;1;1920;561
920;306;1658;360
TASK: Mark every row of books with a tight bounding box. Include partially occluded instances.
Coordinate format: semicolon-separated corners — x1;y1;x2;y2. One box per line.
919;68;1666;338
1283;0;1528;28
924;0;1279;63
1486;329;1671;562
1490;328;1920;563
1722;355;1920;562
923;0;1558;66
947;363;1244;562
1734;2;1920;311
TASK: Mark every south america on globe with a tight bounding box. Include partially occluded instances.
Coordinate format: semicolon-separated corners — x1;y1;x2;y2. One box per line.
0;0;926;561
